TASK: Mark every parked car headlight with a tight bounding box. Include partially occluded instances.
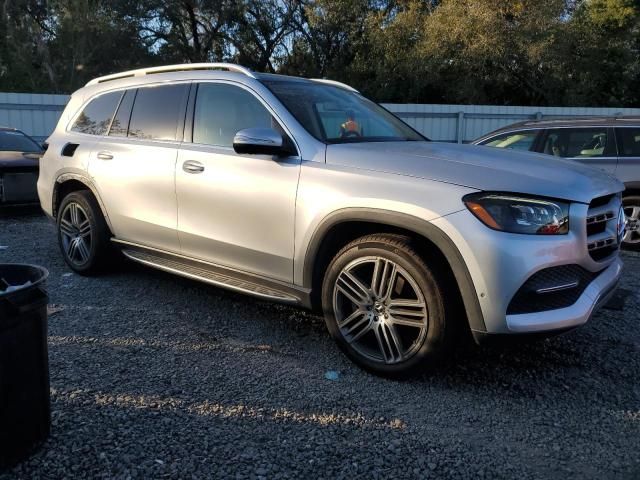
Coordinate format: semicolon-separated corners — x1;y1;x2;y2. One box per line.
463;193;569;234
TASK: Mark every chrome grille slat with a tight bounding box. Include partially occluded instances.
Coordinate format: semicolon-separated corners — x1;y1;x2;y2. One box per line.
586;194;621;261
586;211;614;225
587;236;617;251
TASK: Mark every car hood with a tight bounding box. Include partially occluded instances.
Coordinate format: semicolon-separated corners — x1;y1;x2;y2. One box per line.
325;141;623;203
0;151;40;169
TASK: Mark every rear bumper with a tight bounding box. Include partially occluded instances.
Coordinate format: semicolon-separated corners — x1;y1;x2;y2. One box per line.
0;170;39;204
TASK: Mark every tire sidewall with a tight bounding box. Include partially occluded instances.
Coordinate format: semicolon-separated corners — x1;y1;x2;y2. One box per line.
57;192;103;273
321;238;447;376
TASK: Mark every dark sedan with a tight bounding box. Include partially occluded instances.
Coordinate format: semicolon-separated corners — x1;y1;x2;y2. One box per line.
0;127;43;205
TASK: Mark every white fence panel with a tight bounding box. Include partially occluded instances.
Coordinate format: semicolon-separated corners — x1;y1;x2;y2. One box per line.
2;92;640;143
0;92;69;141
383;103;640;142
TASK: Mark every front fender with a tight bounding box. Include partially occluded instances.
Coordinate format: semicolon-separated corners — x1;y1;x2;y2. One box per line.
298;207;486;335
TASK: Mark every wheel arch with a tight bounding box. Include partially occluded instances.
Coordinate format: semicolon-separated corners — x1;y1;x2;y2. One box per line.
53;174;114;233
302;208;486;335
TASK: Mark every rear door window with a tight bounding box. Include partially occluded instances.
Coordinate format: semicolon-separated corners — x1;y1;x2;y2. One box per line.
128;84;189;141
542;128;614;158
615;127;640;157
480;130;539;151
70;91;122;136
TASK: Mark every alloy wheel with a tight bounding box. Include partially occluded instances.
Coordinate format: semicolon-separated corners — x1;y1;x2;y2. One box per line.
59;202;92;266
332;256;428;364
623;204;640;245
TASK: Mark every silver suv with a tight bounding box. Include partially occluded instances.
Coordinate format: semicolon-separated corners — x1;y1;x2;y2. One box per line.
474;118;640;249
38;64;625;376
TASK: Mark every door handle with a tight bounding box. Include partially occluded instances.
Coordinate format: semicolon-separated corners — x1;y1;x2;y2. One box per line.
183;160;205;174
97;151;114;160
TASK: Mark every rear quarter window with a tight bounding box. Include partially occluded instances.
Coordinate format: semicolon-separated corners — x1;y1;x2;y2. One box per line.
70;91;123;135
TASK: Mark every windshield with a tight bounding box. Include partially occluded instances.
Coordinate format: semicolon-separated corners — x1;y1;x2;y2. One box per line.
262;80;426;144
0;130;42;152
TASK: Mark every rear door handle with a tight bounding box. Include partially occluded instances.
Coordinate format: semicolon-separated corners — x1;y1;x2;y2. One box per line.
97;151;114;160
183;160;205;174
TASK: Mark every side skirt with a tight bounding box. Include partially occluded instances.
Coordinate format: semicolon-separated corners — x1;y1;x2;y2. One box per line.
111;239;312;307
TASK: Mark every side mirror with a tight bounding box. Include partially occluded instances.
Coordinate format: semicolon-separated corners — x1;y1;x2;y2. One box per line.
232;128;294;157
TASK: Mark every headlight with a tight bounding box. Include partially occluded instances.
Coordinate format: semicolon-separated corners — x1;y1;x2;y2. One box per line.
463;193;569;234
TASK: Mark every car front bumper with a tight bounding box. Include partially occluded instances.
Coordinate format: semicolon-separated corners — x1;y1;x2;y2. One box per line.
504;256;621;333
432;204;623;337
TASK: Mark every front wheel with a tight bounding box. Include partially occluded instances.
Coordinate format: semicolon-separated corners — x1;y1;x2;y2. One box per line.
321;234;452;377
622;196;640;251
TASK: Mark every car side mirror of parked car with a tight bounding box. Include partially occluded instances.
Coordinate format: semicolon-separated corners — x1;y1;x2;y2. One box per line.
233;128;296;157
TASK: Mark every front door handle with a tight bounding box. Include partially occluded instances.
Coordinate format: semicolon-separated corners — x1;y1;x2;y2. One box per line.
183;160;205;174
97;151;114;160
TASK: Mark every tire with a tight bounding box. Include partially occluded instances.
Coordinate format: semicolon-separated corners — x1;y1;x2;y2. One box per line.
622;196;640;251
56;190;113;275
321;234;452;378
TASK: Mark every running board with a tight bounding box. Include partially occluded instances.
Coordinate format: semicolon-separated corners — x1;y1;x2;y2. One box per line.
113;240;310;306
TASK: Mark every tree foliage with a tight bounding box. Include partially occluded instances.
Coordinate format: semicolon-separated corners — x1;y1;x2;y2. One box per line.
0;0;638;106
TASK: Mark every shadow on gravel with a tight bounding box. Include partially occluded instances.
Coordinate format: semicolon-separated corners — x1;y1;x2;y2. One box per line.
0;205;44;218
80;256;634;388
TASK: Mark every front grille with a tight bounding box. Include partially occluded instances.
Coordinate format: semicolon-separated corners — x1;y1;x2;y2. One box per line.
507;265;603;315
586;194;621;261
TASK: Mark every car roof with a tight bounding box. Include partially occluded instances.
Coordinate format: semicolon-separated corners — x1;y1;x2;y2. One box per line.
80;63;358;96
479;116;640;138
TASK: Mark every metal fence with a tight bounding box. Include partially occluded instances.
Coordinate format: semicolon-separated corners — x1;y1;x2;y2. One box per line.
0;92;68;142
2;92;640;143
383;104;640;143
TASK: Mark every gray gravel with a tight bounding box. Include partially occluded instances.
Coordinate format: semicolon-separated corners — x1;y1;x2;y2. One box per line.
1;209;639;479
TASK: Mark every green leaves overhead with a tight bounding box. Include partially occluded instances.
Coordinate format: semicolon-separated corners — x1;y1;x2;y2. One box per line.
0;0;638;106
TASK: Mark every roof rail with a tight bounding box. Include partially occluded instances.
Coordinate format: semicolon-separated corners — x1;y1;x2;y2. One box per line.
524;117;609;125
86;63;256;86
310;78;359;93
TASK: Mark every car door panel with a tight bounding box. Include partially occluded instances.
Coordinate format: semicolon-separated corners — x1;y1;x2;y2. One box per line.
175;82;300;282
89;137;181;251
88;83;189;253
176;146;299;281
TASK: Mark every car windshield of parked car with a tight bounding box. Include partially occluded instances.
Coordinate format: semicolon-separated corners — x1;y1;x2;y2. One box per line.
0;130;42;152
262;80;426;144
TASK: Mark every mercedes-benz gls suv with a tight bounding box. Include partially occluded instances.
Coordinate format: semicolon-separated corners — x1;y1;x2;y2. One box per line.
38;63;625;376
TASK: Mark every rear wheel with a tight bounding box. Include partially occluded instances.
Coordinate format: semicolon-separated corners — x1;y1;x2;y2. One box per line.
57;191;112;275
622;195;640;251
321;234;452;377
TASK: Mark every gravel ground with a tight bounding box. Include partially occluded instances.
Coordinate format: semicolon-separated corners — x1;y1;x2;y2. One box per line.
0;209;639;479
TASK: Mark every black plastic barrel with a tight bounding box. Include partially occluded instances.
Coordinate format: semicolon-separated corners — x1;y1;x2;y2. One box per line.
0;264;50;470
